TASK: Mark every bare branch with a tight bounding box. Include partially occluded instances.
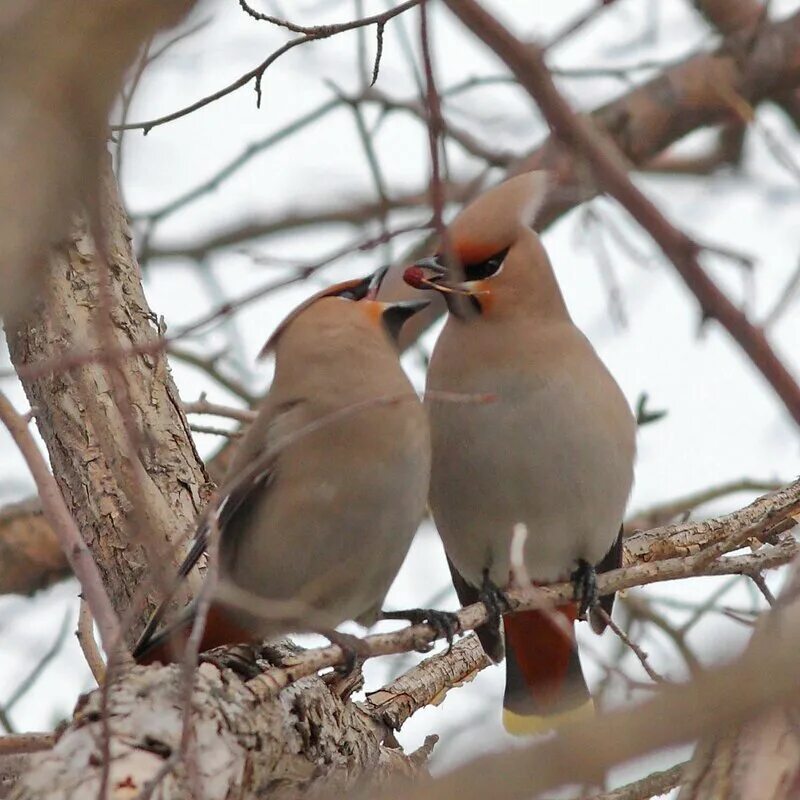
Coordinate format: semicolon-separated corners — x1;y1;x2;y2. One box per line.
584;761;687;800
0;391;121;653
168;347;258;405
77;599;106;684
0;499;69;595
0;736;54;757
142;183;469;263
115;1;423;133
246;480;800;696
624;477;786;532
363;634;489;731
182;399;256;424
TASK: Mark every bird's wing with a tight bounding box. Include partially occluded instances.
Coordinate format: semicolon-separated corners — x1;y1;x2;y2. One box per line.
132;401;294;661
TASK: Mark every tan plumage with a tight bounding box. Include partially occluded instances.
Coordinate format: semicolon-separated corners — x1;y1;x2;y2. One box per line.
404;173;636;734
134;276;431;663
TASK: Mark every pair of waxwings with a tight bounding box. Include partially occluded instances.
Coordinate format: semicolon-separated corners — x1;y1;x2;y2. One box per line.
134;172;636;736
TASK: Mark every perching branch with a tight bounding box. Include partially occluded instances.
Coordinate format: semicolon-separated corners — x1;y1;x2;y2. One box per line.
228;478;800;698
8;479;798;799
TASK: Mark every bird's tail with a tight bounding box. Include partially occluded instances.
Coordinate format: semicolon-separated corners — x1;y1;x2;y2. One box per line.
133;602;252;665
502;603;593;736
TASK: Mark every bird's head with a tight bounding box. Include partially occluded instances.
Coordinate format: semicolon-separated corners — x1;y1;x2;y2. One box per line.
404;172;560;321
259;267;429;358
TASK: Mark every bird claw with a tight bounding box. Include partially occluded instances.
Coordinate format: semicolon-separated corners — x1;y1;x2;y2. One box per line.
321;630;369;675
479;569;511;625
571;559;598;620
199;645;261;680
381;608;462;652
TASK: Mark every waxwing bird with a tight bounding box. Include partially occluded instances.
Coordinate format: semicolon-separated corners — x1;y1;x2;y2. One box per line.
403;172;636;735
134;271;431;666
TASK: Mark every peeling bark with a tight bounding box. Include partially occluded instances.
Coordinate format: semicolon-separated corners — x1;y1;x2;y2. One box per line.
11;650;428;800
5;165;209;642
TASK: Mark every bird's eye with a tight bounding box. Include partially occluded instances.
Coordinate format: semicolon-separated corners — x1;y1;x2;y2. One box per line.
463;248;508;281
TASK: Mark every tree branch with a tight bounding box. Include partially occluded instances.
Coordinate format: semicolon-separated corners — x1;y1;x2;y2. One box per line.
243;478;799;695
141;183;471;263
114;1;423;133
0;391;120;652
387;566;800;800
443;0;800;426
8;478;798;798
0;499;69;595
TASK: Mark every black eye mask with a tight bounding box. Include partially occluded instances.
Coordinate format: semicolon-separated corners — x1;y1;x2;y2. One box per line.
463;247;509;281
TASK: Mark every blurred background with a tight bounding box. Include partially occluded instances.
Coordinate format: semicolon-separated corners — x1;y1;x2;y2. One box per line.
0;0;798;790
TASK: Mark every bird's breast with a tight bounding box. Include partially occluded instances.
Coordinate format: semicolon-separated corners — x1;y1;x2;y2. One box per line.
426;353;635;587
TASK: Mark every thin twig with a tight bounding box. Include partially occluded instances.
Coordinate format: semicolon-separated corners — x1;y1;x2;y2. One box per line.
625;478;785;532
135;98;341;225
77;599;107;684
749;572;776;606
3;609;72;716
584;761;687;800
169;348;257;405
189;424;242;438
594;608;666;684
182;398;256;424
115;1;422;132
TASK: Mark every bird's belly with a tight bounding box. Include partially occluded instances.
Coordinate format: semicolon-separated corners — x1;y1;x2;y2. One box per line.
224;440;429;630
428;381;633;588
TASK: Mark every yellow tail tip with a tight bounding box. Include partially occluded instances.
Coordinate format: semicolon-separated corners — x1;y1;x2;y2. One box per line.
502;700;594;737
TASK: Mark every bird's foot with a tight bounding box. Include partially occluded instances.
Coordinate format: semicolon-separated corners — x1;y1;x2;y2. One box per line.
381;608;462;652
571;559;598;621
480;569;511;626
318;629;369;676
199;645;261;680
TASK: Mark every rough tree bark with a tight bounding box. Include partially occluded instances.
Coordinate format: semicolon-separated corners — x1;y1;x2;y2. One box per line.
2;157;438;797
11;645;434;800
5;165;209;642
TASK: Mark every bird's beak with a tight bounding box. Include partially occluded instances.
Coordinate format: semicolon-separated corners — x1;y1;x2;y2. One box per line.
380;299;431;342
404;257;487;298
366;264;390;299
